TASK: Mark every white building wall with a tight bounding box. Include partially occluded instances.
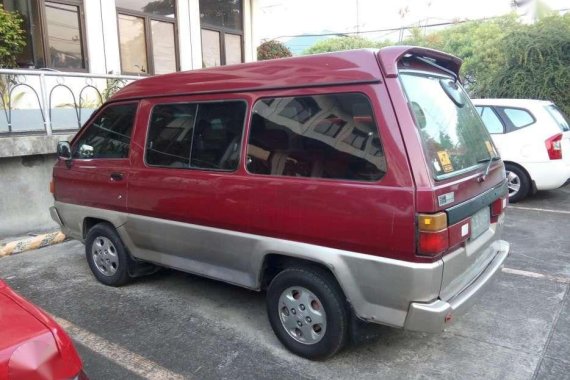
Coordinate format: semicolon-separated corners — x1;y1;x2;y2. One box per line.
80;0;122;74
98;0;122;74
177;0;194;71
83;0;106;74
188;0;204;69
243;0;256;62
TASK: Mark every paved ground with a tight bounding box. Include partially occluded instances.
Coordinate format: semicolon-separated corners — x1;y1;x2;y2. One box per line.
1;187;569;380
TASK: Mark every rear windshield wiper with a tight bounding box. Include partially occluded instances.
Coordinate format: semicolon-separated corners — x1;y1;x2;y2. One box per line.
477;155;500;182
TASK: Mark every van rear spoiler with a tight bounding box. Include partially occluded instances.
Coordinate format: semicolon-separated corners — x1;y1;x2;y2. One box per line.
377;46;462;80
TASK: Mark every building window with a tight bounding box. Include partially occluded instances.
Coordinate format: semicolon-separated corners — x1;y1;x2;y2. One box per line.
116;0;178;75
2;0;87;70
199;0;243;67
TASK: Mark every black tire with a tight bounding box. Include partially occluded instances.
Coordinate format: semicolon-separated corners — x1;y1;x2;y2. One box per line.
266;266;349;360
505;163;530;203
85;223;131;287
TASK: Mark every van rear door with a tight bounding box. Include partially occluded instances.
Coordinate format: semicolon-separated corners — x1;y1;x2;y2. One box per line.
378;47;508;301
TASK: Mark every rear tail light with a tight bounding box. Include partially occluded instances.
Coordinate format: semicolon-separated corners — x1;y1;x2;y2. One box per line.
418;212;448;256
490;196;507;223
545;133;563;160
418;229;449;256
419;197;507;257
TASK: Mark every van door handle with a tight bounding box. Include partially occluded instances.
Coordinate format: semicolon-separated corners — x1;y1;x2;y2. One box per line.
110;172;124;181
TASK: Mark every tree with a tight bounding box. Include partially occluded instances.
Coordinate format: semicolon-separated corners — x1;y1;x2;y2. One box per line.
487;14;570;115
300;13;570;115
143;0;175;15
257;40;292;61
303;36;390;55
401;15;521;96
0;5;26;68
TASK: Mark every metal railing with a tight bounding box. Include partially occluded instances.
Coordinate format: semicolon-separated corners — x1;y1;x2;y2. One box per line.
0;69;142;135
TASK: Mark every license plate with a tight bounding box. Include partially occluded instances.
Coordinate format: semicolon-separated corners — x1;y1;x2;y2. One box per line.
470;207;490;240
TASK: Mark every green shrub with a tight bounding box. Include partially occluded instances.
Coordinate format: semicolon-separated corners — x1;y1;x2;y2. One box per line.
304;36;389;55
257;40;293;61
487;14;570;115
0;5;26;68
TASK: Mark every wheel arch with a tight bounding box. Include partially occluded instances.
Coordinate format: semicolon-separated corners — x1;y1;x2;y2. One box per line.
83;217;114;239
503;160;534;200
503;160;532;182
259;253;345;295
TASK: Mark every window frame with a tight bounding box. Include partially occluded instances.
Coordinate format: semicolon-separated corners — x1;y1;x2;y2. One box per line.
143;98;248;172
71;101;139;160
495;106;536;133
116;3;179;75
2;0;89;71
244;91;388;184
199;0;244;67
476;106;505;134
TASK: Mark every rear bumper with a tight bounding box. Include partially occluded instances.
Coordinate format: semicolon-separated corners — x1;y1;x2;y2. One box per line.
403;240;509;333
522;160;570;190
49;206;64;227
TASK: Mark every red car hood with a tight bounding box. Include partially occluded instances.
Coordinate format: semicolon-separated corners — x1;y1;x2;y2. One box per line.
0;292;50;352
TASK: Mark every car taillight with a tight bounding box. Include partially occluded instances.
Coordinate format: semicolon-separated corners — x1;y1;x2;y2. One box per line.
545;133;563;160
490;196;507;223
418;212;449;256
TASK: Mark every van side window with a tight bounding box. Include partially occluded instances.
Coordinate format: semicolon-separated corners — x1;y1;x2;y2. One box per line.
73;103;137;159
145;100;246;170
247;93;386;181
190;101;246;170
147;103;197;167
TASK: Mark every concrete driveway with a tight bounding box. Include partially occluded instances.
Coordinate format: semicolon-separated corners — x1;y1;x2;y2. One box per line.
1;187;569;379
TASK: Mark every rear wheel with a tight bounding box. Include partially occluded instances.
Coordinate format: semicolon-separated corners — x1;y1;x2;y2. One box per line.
505;163;530;203
85;223;131;287
266;266;349;360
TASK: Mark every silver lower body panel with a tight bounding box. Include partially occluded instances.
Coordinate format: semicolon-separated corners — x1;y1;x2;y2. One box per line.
50;201;509;331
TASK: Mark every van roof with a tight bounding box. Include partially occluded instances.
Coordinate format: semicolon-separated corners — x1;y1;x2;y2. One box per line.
110;46;462;101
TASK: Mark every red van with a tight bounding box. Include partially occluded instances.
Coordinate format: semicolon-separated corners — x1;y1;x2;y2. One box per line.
51;47;509;359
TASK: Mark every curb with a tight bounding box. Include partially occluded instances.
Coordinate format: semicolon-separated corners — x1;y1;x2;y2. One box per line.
0;231;67;257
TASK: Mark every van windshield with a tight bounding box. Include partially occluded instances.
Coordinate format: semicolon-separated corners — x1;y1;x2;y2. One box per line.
400;71;495;180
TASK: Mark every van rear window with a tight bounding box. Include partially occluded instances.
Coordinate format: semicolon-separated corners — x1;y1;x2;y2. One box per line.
247;93;386;182
400;71;495;179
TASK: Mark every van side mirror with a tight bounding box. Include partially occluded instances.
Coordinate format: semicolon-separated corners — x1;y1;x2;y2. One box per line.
57;141;72;160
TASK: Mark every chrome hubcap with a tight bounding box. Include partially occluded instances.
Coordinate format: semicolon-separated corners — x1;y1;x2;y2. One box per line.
278;286;326;345
506;171;520;197
91;237;119;276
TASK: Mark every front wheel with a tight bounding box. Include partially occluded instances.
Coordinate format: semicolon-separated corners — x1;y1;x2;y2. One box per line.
266;266;349;360
85;223;131;287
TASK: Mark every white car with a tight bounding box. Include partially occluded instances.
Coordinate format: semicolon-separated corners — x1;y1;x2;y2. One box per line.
472;99;570;202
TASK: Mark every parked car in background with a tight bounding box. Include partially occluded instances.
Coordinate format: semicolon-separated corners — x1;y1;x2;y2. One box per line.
472;99;570;202
0;280;87;380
